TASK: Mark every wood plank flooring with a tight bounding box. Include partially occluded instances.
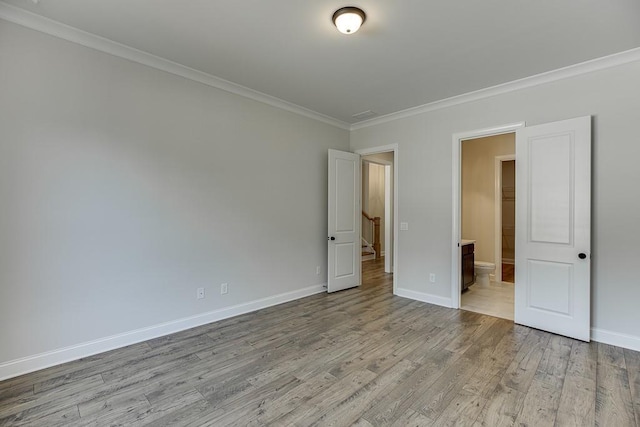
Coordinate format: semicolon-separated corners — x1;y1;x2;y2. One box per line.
1;257;638;426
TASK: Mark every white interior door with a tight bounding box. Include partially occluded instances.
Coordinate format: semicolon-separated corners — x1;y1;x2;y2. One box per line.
515;116;591;341
328;149;361;292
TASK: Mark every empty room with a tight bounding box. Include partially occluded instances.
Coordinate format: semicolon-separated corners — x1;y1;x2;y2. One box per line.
1;1;640;426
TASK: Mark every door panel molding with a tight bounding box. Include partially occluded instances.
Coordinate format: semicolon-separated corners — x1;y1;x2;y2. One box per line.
328;149;361;292
515;116;591;341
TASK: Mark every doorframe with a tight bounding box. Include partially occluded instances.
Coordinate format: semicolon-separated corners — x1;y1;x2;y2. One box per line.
362;158;393;273
355;144;398;295
451;123;524;309
384;164;392;273
494;154;516;283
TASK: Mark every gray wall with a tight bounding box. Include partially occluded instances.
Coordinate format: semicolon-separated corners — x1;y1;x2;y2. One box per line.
0;21;349;364
351;60;640;339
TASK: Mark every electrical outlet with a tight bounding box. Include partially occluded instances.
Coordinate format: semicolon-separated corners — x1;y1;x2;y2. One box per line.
221;283;228;295
197;287;205;299
316;266;321;275
400;222;409;231
429;273;436;283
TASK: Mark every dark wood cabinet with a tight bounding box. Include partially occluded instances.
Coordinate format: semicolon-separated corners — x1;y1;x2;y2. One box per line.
461;243;475;292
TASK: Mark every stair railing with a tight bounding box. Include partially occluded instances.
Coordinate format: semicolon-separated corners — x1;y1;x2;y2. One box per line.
362;211;381;259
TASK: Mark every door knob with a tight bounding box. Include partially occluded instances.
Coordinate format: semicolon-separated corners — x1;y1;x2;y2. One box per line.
578;253;587;259
328;236;336;241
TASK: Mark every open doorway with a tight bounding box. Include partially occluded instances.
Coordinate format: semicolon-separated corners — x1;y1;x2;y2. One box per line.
361;156;392;267
357;147;397;293
451;118;591;340
327;145;398;295
458;132;516;320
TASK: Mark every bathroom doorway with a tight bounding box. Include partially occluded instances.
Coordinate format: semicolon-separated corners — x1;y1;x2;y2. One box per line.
458;132;516;320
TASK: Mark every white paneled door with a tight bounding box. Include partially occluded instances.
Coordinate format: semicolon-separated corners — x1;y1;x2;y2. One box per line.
328;149;361;293
515;116;591;341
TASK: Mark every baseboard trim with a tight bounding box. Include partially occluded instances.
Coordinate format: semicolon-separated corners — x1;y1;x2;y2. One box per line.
0;284;325;381
395;288;453;308
591;327;640;352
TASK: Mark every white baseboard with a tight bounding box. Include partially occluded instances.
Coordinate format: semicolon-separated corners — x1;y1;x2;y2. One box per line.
395;288;453;308
591;327;640;352
0;284;325;381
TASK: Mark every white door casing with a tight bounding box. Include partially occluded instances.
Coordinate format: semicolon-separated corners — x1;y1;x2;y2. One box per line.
384;164;392;273
328;149;361;292
515;116;591;341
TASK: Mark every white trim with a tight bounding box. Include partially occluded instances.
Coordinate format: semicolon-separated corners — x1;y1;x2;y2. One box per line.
362;158;393;167
384;164;391;273
395;288;453;308
494;154;516;283
355;144;398;295
0;284;325;381
591;328;640;352
351;47;640;131
0;2;350;131
356;144;399;156
451;123;524;309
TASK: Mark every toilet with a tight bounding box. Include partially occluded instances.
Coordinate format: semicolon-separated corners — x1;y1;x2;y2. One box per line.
474;261;495;286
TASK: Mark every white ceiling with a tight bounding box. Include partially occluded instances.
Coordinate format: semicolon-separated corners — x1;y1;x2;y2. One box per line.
4;0;640;124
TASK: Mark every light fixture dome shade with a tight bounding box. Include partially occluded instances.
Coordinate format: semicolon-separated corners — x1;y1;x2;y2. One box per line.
332;7;366;34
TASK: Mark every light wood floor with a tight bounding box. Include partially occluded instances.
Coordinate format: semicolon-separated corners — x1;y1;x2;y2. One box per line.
1;258;639;426
461;280;515;321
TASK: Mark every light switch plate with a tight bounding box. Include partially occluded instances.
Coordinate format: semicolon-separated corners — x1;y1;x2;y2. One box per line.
400;222;409;231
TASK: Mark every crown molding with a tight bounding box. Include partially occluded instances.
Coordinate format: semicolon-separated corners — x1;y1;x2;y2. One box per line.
351;46;640;131
3;1;639;134
0;1;351;131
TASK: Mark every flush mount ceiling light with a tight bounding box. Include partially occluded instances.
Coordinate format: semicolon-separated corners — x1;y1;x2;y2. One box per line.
332;7;366;35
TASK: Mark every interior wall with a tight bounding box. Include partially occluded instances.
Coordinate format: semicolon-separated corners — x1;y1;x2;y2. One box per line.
461;134;515;265
0;20;349;366
351;59;640;342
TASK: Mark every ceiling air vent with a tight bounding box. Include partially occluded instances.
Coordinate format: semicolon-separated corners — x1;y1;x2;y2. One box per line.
352;110;377;121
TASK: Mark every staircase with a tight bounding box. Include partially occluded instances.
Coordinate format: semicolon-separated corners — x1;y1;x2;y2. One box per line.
362;237;376;261
362;211;381;262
